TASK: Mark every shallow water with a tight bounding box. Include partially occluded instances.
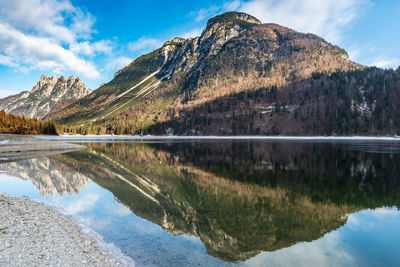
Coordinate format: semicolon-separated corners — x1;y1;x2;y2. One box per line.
1;138;400;266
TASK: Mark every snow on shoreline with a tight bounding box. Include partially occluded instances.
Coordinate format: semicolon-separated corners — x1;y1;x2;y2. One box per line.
37;135;400;142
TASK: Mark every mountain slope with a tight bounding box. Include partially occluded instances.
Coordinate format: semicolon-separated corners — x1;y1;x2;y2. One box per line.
0;74;91;119
51;11;366;135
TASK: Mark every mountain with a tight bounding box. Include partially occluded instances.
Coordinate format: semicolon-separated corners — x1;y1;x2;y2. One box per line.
0;74;91;119
50;12;400;136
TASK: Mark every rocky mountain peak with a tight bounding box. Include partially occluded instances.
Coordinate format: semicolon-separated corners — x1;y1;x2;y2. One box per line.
200;12;261;45
39;73;48;80
33;74;58;94
73;77;85;89
156;12;264;81
206;11;261;27
67;75;76;88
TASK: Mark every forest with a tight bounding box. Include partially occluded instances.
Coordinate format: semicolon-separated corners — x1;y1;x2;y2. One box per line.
0;110;57;135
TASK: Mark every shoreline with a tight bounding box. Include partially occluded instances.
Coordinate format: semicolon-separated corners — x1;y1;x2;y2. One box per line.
38;134;400;142
0;194;132;266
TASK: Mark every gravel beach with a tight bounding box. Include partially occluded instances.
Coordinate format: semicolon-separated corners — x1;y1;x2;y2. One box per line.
0;134;85;153
0;194;132;266
0;134;86;161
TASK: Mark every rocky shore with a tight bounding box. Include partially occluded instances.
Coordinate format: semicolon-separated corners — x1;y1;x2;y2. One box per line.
0;194;132;266
0;134;85;161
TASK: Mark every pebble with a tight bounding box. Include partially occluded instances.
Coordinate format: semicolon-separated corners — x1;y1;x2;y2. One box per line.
0;194;133;266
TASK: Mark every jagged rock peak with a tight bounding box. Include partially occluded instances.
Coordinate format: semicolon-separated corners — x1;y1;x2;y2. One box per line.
67;75;76;88
0;74;92;119
206;11;261;27
72;77;84;88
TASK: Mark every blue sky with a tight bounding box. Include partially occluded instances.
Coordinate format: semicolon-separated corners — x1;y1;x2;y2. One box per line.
0;0;399;97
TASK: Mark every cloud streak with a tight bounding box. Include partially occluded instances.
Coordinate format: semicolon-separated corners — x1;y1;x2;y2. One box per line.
105;56;133;72
370;58;400;69
128;37;164;53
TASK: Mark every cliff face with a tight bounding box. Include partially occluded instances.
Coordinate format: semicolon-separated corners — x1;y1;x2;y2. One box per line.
0;74;91;119
51;11;388;136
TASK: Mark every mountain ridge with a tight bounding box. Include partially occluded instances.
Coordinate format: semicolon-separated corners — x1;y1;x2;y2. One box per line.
0;74;92;119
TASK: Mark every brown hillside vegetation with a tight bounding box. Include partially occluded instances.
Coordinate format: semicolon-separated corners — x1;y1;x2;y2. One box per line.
0;110;57;135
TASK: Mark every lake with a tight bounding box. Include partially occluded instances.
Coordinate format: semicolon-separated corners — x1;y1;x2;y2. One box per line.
1;138;400;266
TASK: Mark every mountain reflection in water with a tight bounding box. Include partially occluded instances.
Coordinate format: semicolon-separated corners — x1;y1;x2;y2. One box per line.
1;140;400;264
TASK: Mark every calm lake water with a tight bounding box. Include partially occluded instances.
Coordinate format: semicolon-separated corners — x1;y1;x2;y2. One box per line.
1;138;400;266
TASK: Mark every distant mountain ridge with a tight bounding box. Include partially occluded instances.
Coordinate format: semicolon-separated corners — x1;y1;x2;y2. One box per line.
0;74;91;119
50;11;400;136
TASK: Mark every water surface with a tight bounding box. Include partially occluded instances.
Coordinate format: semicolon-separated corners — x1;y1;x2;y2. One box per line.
1;139;400;266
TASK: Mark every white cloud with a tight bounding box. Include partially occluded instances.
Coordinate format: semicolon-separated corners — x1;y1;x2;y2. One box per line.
0;23;100;79
244;231;355;267
127;28;204;54
348;45;399;69
0;54;17;67
128;37;164;53
192;6;220;22
104;201;131;217
106;56;133;72
65;192;99;214
180;28;204;39
0;0;110;80
70;40;113;56
0;0;92;44
370;58;400;69
223;0;241;11
370;207;399;217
